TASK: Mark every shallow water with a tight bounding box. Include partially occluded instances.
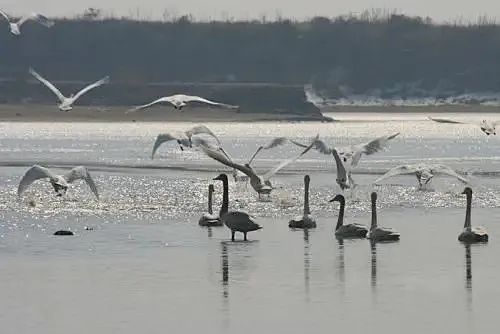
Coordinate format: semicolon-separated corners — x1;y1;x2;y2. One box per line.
0;113;499;333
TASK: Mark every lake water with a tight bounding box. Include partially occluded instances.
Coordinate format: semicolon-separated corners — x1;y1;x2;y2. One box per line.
0;112;499;333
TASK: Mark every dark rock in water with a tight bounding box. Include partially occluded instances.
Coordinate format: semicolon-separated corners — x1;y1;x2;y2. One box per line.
54;230;74;236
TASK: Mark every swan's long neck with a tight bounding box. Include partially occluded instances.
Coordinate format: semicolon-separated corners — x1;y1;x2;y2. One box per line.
208;187;213;215
335;199;345;230
464;192;472;230
220;178;229;217
371;197;377;230
303;178;310;215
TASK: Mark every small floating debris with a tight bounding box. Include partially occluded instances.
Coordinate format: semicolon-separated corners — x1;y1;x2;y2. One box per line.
84;226;94;231
28;200;36;207
54;230;74;236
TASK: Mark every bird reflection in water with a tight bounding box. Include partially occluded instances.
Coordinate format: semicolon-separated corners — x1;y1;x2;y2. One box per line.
207;226;213;238
336;238;345;285
303;229;311;299
465;243;472;290
221;242;229;299
370;240;377;288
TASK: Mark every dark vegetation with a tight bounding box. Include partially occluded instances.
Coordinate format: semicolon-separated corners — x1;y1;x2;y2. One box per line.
0;9;499;112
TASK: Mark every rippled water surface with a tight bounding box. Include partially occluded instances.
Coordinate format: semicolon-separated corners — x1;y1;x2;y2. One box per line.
0;112;499;333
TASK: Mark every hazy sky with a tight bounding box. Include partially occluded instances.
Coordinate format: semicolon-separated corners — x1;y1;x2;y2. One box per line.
3;0;500;22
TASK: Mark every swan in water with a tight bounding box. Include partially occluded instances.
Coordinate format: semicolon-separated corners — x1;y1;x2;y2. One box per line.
0;11;54;35
374;163;468;189
199;135;318;199
367;192;400;241
213;174;262;241
129;94;239;112
329;194;368;238
428;117;498;136
18;165;99;199
458;187;488;243
294;133;399;190
199;184;222;226
151;125;221;158
288;175;316;229
30;68;109;112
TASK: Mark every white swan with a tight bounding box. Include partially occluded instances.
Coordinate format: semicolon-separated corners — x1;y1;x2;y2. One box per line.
288;175;316;229
374;163;468;189
151;125;221;159
458;187;488;243
199;135;317;199
30;68;109;111
0;11;54;35
367;192;400;241
428;117;498;136
129;94;239;112
329;194;368;238
199;184;222;227
294;133;399;189
18;165;99;199
213;174;262;241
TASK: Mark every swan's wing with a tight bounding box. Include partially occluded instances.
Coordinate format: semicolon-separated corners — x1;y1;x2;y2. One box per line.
18;165;56;196
182;95;238;109
63;166;99;199
427;117;469;125
198;141;253;177
186;125;221;145
291;138;333;155
263;135;318;180
0;10;10;22
351;132;400;167
128;97;173;112
248;137;289;165
374;165;418;184
430;164;469;183
151;133;183;159
18;13;54;27
72;76;110;101
30;68;65;102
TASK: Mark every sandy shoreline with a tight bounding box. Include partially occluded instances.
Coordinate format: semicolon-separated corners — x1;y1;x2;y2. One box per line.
0;104;498;122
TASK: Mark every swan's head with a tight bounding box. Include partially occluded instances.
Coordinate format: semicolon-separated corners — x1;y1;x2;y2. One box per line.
213;174;228;182
329;194;345;204
371;192;377;202
462;187;473;196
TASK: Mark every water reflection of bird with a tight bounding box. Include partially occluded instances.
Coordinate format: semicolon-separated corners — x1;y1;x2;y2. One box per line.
370;241;377;288
221;242;229;299
465;244;472;290
303;229;311;299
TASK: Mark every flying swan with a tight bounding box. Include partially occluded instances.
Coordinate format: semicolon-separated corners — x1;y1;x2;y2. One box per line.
18;165;99;199
0;11;54;35
129;94;239;112
151;125;221;159
199;135;317;199
294;133;399;190
213;173;262;241
458;187;488;243
30;68;109;111
374;163;468;189
428;117;498;136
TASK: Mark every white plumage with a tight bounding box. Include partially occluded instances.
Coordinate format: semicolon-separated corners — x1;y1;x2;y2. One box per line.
30;68;109;112
0;11;54;35
18;165;99;199
129;94;239;112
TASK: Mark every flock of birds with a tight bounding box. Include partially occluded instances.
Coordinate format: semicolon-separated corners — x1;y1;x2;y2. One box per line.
5;10;491;244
